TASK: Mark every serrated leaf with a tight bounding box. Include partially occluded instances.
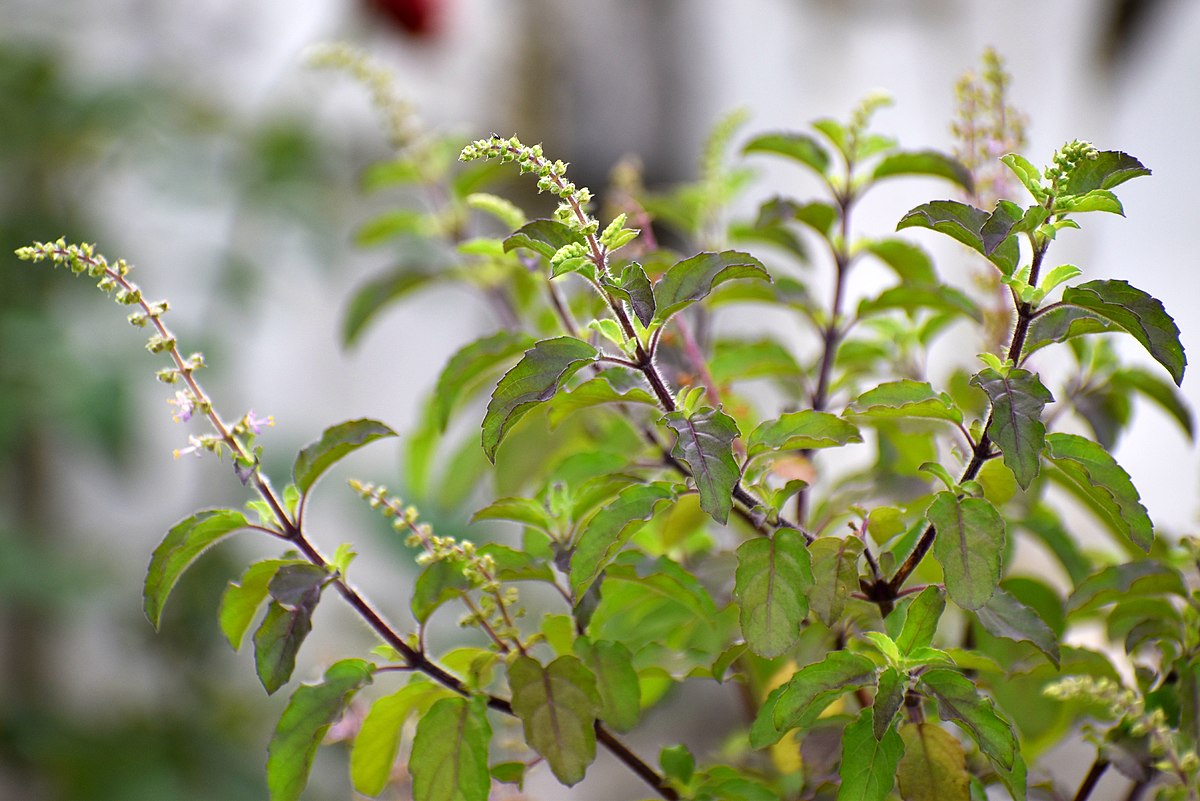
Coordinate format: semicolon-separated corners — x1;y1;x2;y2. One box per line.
873;150;973;192
920;669;1017;771
857;284;982;322
350;681;451;796
503;218;585;261
653;251;770;323
896;585;946;655
861;238;936;284
1059;150;1150;195
897;722;970;801
808;535;865;627
976;587;1060;666
735;529;813;658
746;411;862;458
1067;560;1187;613
661;407;740;524
1044;432;1153;552
219;558;307;650
570;483;675;597
546;375;656;428
267;658;374;801
772;651;877;731
1023;305;1118;357
293;419;397;496
482;337;599;462
873;667;907;741
836;708;903;801
897;200;1018;274
742;132;831;176
434;331;536;430
254;564;327;695
1061;280;1185;385
410;695;492;801
970;368;1054;490
602;263;656;327
574;638;641;732
508;655;601;786
846;380;962;424
927;493;1004;611
144;508;250;629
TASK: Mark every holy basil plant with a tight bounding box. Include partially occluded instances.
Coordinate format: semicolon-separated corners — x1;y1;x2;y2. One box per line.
15;50;1200;801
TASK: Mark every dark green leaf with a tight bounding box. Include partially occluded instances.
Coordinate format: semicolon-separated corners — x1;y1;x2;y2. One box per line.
742;132;831;176
1113;368;1193;439
1061;280;1185;385
661;407;741;524
266;659;374;801
873;667;906;741
808;535;865;627
410;695;492;801
970;368;1054;490
927;493;1004;610
1023;305;1118;357
746;410;862;458
219;558;307;650
434;331;535;430
896;200;1019;274
1067;560;1187;614
293;419;398;495
254;564;327;694
836;708;903;801
574;638;641;732
343;271;433;348
602;263;656;327
873;150;973;192
508;655;601;786
846;380;963;424
482;337;598;462
756;197;838;237
1059;150;1150;195
858;284;981;322
772;651;877;731
897;722;970;801
569;482;675;597
896;586;945;655
546;376;656;428
350;681;452;796
144;508;250;629
1020;505;1091;585
503;219;586;261
1044;432;1153;552
735;529;813;658
976;587;1060;666
861;239;936;284
653;251;770;323
920;669;1018;771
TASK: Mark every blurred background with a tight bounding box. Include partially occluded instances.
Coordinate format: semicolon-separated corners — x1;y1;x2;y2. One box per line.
1;0;1198;799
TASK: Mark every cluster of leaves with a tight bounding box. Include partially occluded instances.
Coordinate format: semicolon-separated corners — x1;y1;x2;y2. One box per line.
16;51;1200;801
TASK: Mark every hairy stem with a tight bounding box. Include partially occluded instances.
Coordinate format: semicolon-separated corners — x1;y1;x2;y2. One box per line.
1072;758;1109;801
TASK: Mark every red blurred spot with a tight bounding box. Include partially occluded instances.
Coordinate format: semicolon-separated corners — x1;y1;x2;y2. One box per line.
366;0;440;37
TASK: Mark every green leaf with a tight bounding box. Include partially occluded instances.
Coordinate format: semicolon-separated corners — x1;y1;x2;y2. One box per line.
1043;432;1153;552
410;695;493;801
927;493;1004;611
342;271;433;348
466;192;526;229
659;744;695;786
434;331;536;430
896;200;1019;275
860;239;937;284
1113;367;1193;439
470;496;555;534
1023;305;1119;357
508;655;601;786
219;558;307;650
742;132;831;176
857;284;981;323
1067;560;1187;614
836;708;903;801
895;585;945;655
1058;150;1150;195
709;338;802;386
746;411;862;458
970;368;1054;490
411;557;472;624
1056;189;1124;215
920;669;1018;771
546;375;657;428
661;407;741;524
355;209;429;246
873;667;907;741
897;722;970;801
266;658;374;801
1060;280;1186;385
653;251;770;323
756;197;839;237
872;150;973;192
482;337;599;462
570;482;676;597
574;638;641;732
808;535;865;627
350;681;452;796
503;219;586;261
144;508;250;629
602;263;656;327
254;564;327;694
735;529;814;658
846;380;962;424
772;651;877;731
1019;505;1091;585
976;587;1060;666
293;419;398;496
1000;154;1048;202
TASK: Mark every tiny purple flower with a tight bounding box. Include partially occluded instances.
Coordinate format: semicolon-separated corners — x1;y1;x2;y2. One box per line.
245;410;275;435
168;390;195;423
172;435;205;460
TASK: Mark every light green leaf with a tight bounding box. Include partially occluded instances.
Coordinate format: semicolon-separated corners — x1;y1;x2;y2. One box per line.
602;263;656;327
735;529;813;658
355;209;429;246
1000;153;1048;202
254;564;327;695
1067;560;1187;614
482;337;599;462
746;411;862;458
1043;432;1153;552
508;655;601;786
1060;280;1185;385
410;695;493;801
896;200;1019;275
808;536;865;627
219;558;307;651
267;659;374;801
709;338;802;386
897;722;970;801
846;380;962;424
547;375;656;428
772;651;877;731
836;708;903;801
293;419;398;496
920;669;1018;771
927;493;1004;611
860;238;936;284
574;638;641;732
742;132;831;176
970;368;1054;490
661;407;741;524
466;192;526;229
857;284;981;323
144;508;250;629
350;681;452;796
569;482;675;597
895;585;945;656
873;150;973;191
470;496;555;534
873;668;906;741
434;331;536;430
411;558;472;625
653;251;770;323
976;587;1060;666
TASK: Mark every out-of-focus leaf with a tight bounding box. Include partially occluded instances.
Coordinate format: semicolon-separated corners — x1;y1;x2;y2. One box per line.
976;587;1060;666
434;331;535;430
1067;560;1187;614
860;238;937;284
547;375;656;428
808;536;865;627
857;284;981;322
742;132;831;176
350;681;452;796
574;638;641;732
873;150;973;192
